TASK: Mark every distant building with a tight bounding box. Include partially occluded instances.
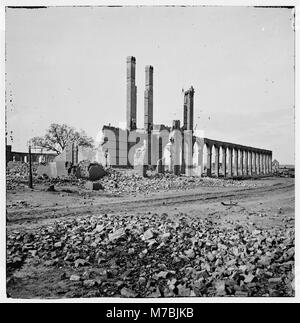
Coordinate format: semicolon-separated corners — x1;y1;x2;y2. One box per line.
6;145;56;164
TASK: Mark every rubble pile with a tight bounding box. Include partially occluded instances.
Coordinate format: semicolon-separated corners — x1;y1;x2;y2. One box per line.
6;162;40;190
6;164;262;194
99;169;262;195
7;212;294;298
6;161;39;176
6;161;81;190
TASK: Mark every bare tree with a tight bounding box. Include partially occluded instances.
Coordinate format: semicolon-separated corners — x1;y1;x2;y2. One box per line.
31;123;94;155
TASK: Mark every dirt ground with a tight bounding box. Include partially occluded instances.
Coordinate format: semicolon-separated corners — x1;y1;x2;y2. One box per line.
6;176;295;299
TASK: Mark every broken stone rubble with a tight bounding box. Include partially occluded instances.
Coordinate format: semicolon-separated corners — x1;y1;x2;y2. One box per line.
6;158;265;196
6;211;294;298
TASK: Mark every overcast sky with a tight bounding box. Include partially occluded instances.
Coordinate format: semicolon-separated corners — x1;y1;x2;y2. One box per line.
6;6;295;164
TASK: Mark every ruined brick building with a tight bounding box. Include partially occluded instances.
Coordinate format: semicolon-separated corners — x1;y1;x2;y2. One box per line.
70;56;273;178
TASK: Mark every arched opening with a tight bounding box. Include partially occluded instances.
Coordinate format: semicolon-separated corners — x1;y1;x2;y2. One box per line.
225;147;230;177
163;143;172;172
249;152;253;174
211;145;216;176
243;150;247;175
233;148;238;176
247;151;250;175
219;146;223;177
192;141;203;176
221;146;228;177
203;143;208;176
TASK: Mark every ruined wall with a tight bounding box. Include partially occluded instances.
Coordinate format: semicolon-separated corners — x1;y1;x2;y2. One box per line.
102;126;129;167
96;57;273;178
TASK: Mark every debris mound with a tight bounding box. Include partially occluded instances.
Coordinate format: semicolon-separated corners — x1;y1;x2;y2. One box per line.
7;212;294;298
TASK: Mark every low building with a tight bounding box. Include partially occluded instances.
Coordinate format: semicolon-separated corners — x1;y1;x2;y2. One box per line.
6;145;57;164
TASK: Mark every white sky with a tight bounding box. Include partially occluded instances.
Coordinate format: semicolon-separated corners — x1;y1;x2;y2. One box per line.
5;6;295;164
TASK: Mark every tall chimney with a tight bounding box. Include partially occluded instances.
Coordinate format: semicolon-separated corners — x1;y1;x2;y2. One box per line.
126;56;137;130
144;65;153;132
183;86;194;131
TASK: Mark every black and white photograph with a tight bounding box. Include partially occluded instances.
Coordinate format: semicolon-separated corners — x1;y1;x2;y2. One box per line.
2;1;297;302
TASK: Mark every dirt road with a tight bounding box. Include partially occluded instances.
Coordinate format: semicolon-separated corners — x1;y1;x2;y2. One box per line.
7;177;294;228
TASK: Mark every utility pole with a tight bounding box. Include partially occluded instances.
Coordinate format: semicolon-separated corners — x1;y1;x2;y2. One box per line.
105;149;108;167
28;145;33;188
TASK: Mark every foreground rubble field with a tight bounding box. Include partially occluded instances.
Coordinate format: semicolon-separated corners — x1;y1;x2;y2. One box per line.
6;167;295;298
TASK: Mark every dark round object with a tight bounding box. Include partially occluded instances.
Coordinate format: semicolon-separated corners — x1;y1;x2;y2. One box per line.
88;164;106;181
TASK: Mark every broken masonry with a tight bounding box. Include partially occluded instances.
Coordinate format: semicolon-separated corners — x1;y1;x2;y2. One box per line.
43;56;273;179
99;56;272;177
